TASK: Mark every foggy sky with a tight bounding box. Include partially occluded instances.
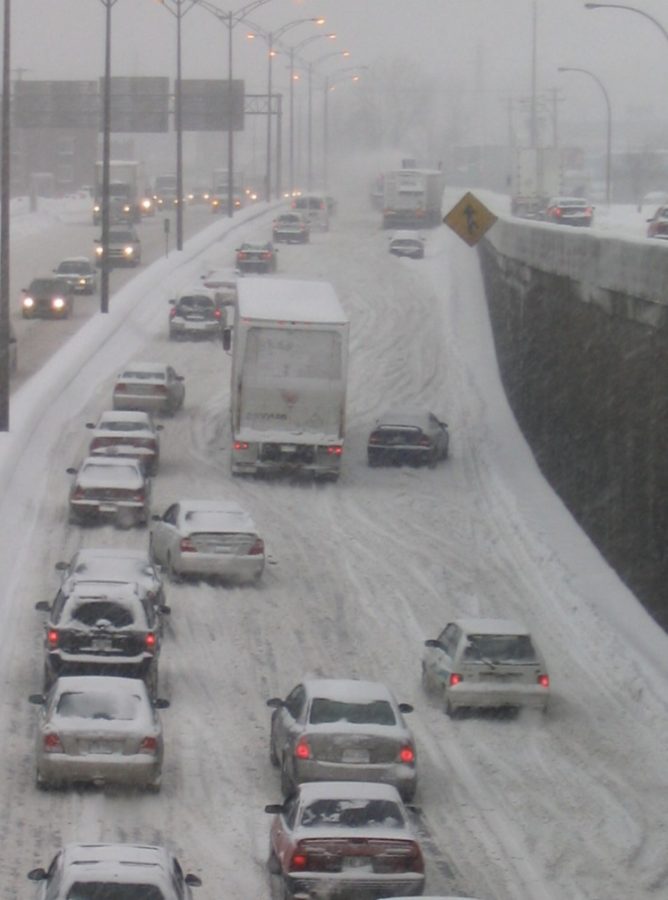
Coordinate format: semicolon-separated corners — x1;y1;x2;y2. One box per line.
8;0;668;150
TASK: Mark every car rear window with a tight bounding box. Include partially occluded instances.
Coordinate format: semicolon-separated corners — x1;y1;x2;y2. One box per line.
120;371;165;381
309;699;396;726
177;296;215;311
67;884;165;900
56;689;141;720
100;421;149;432
301;798;404;829
64;600;136;628
464;634;538;663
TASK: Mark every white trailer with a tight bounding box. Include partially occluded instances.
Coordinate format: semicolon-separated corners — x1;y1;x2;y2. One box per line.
226;278;349;480
510;147;564;219
382;168;444;228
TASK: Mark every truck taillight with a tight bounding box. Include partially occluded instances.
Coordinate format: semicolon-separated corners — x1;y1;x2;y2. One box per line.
234;441;249;451
326;445;342;455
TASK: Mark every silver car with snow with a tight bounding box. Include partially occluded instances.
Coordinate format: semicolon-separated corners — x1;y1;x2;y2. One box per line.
66;456;150;528
85;410;162;476
55;547;166;611
29;675;168;791
422;617;551;716
150;499;265;583
268;678;418;800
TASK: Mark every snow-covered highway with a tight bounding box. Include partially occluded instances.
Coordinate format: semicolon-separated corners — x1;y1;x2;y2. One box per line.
1;183;667;900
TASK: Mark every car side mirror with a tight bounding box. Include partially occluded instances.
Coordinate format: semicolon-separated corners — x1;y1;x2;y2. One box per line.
28;693;45;705
151;514;162;522
35;600;51;612
222;328;232;352
398;703;414;714
168;299;176;305
27;868;48;882
155;424;164;431
154;698;170;709
66;467;77;475
266;697;284;709
54;561;68;572
85;422;95;429
265;803;284;815
425;638;445;650
184;875;202;888
158;605;171;616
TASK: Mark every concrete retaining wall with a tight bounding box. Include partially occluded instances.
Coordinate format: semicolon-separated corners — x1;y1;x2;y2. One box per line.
478;218;668;629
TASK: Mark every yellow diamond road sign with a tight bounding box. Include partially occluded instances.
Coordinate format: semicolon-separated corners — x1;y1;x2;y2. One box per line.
443;191;497;247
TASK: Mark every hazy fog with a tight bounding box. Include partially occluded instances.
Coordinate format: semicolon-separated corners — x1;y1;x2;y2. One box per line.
9;0;668;151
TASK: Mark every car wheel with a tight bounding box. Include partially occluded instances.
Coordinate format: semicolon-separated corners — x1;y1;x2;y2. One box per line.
427;451;439;469
43;664;54;693
145;775;162;793
280;758;295;797
166;554;182;583
421;663;431;692
269;734;280;768
145;666;158;698
399;783;416;803
445;696;461;718
367;452;379;468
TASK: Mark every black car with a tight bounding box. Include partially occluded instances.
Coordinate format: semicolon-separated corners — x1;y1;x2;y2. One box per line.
235;241;277;273
169;289;224;339
367;409;449;467
21;278;74;319
36;582;161;695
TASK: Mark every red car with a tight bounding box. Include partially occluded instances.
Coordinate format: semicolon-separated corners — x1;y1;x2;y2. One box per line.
544;196;593;227
646;205;668;239
266;781;425;899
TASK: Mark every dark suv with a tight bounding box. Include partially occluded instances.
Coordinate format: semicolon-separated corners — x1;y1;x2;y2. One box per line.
169;290;224;339
21;278;74;319
36;582;161;695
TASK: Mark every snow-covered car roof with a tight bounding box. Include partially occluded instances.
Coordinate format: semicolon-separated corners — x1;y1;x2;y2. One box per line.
175;285;218;302
301;678;400;705
117;362;170;380
56;256;94;268
76;457;145;489
178;499;258;534
94;411;156;433
548;196;590;206
47;675;152;724
57;843;176;888
201;266;239;285
452;617;532;636
389;230;424;242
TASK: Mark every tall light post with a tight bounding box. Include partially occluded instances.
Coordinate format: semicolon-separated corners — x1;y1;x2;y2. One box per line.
99;0;119;316
322;66;368;190
558;66;612;205
155;0;198;251
286;32;336;197
247;16;325;200
303;49;350;191
584;2;668;42
0;0;11;428
191;0;273;217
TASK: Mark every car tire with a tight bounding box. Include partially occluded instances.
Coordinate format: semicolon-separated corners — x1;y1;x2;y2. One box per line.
445;697;461;718
269;734;280;768
145;666;158;698
400;783;416;803
367;452;379;468
145;776;162;793
166;554;182;583
421;663;431;692
36;772;53;791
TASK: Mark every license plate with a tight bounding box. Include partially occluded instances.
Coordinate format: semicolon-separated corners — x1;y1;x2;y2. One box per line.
92;638;112;651
280;444;297;453
99;504;117;513
86;741;115;754
342;856;372;869
342;748;370;764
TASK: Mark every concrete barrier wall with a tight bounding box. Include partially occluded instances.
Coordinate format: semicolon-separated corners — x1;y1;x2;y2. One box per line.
478;218;668;629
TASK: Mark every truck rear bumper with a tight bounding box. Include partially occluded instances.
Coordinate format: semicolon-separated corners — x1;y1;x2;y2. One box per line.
232;439;342;478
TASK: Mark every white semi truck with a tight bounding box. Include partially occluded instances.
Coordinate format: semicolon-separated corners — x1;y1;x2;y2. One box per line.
93;160;151;225
510;147;564;219
381;168;444;228
224;278;349;480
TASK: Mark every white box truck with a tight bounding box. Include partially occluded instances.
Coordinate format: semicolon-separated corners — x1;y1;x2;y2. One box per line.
510;147;564;219
93;160;150;225
225;278;349;480
382;168;444;228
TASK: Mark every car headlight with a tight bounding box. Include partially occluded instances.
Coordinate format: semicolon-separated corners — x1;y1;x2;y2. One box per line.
95;246;104;256
22;296;34;308
93;204;101;213
123;245;134;257
52;297;65;310
78;278;86;285
141;199;151;210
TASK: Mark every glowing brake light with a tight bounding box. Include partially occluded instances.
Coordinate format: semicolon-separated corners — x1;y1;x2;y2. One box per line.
47;629;59;648
180;537;196;553
449;673;462;686
44;733;63;753
144;632;157;650
398;744;415;764
139;736;158;754
248;538;265;556
234;441;249;451
537;674;550;688
326;445;342;455
294;737;311;759
214;308;222;319
290;852;307;870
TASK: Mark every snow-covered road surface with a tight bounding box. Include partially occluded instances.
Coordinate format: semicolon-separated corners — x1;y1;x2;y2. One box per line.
1;186;667;900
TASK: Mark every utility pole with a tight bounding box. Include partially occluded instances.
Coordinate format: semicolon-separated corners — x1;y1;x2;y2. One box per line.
0;0;11;429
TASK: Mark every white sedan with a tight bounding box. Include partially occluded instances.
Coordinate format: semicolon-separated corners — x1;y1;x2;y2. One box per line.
85;410;162;476
149;499;265;584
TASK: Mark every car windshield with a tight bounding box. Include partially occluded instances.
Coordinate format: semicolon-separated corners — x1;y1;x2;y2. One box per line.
58;262;91;274
67;884;165;900
177;296;214;311
56;690;141;720
300;798;404;829
464;634;539;663
309;698;396;726
29;279;61;293
64;601;135;628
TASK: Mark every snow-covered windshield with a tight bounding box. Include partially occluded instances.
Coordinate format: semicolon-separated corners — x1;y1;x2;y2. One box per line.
300;798;404;829
56;690;141;720
67;885;164;900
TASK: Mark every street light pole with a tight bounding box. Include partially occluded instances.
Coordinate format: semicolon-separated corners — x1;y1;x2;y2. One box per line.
0;0;11;429
300;49;350;191
584;2;668;42
558;66;612;205
321;67;367;191
191;1;274;218
99;0;118;316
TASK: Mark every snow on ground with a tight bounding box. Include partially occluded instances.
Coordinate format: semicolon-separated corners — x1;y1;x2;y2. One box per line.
0;187;667;900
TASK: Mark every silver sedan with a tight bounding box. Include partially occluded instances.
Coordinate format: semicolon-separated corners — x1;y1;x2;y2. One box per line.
150;498;265;584
29;675;169;791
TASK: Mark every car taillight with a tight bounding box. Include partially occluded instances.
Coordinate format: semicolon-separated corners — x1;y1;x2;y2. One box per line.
398;744;415;764
115;383;128;393
234;441;249;451
419;436;432;447
555;207;562;216
72;487;86;501
180;537;196;552
368;433;380;445
44;733;63;754
289;851;308;871
262;252;271;259
145;632;157;651
406;842;424;873
248;538;264;556
47;629;59;648
326;445;342;456
133;490;145;502
214;308;222;319
169;307;177;318
237;252;247;260
537;674;550;688
90;438;111;451
585;207;593;216
152;385;168;395
294;737;311;759
449;672;462;686
139;736;158;755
